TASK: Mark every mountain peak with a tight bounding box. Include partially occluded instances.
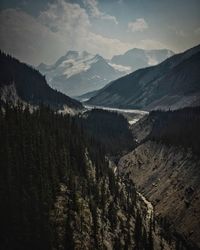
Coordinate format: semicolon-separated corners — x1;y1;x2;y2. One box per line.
94;54;105;61
37;51;123;96
111;48;175;71
65;50;79;59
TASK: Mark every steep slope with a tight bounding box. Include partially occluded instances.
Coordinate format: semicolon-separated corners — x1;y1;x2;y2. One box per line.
75;89;99;102
38;51;125;97
87;44;200;110
111;48;174;72
0;51;82;111
1;103;179;250
119;141;200;249
118;107;200;249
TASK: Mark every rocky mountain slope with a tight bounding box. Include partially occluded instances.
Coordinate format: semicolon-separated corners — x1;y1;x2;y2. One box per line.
111;48;174;72
0;51;82;111
87;44;200;110
118;107;200;249
37;51;125;97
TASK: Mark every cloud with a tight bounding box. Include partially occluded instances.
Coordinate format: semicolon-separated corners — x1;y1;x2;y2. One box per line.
0;1;131;65
195;27;200;35
139;39;168;50
0;0;167;66
118;0;124;4
83;0;118;24
38;0;126;57
168;25;187;37
85;32;132;58
0;8;66;65
128;18;148;32
39;0;90;35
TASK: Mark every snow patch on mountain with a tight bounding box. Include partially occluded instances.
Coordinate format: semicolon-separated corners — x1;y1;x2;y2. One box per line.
37;50;125;96
108;63;131;73
146;55;158;66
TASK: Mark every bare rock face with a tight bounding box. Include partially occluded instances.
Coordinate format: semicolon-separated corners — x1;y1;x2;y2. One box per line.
118;141;200;248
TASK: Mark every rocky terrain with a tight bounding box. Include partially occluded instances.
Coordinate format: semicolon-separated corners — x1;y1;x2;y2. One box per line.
118;107;200;249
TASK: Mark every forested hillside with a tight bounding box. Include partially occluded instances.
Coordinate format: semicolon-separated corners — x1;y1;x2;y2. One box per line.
79;109;135;157
0;51;82;109
147;106;200;155
0;103;158;250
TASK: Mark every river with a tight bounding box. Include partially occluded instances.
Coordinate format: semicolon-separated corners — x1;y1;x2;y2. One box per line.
84;105;148;125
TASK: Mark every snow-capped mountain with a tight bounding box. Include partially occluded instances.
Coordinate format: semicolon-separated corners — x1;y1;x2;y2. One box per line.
37;51;125;97
111;48;175;72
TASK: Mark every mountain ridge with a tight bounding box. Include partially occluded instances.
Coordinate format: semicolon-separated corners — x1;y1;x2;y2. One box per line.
111;48;174;72
37;50;124;97
87;44;200;110
38;48;174;97
0;51;82;111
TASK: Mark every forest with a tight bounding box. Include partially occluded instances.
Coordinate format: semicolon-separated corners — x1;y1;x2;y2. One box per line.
147;106;200;155
78;109;135;157
0;103;155;250
0;51;81;109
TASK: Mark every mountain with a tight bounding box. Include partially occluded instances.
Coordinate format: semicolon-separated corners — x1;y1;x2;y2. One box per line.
37;51;125;97
87;44;200;110
111;48;174;72
74;89;99;102
0;51;82;111
119;106;200;249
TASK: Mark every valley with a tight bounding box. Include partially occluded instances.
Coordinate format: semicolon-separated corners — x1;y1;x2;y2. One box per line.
1;52;200;249
1;10;200;248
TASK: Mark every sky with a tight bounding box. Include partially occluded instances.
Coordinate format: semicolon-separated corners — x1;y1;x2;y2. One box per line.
0;0;200;65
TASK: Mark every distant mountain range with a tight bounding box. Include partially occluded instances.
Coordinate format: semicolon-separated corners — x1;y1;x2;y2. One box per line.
87;44;200;111
0;51;82;111
38;49;174;97
37;51;125;97
111;48;174;72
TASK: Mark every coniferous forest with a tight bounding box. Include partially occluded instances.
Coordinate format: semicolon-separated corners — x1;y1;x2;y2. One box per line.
147;106;200;155
78;109;135;156
0;103;87;250
0;103;155;250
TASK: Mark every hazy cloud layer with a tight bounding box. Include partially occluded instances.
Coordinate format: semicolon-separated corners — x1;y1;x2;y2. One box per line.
0;8;66;65
0;0;199;65
0;0;131;64
83;0;118;24
128;18;148;32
